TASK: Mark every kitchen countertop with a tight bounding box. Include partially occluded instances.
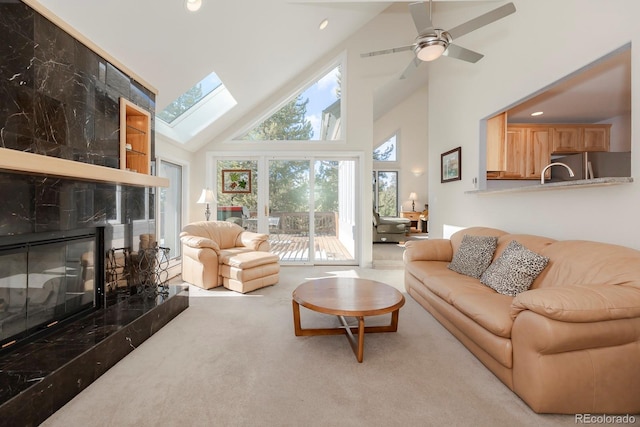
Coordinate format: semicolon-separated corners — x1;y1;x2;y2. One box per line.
466;177;634;195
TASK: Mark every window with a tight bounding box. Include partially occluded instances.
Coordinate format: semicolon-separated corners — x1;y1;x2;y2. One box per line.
238;64;342;141
373;171;398;217
157;71;223;124
373;133;398;162
158;160;183;260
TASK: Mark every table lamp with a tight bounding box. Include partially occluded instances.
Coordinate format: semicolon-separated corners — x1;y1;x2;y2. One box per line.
409;192;417;212
197;188;216;221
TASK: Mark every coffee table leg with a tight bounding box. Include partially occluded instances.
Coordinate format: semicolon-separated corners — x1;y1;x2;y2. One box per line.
292;300;303;336
338;315;366;363
356;316;365;363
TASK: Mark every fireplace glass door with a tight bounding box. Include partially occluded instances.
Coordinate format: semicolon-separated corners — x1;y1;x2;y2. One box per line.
0;235;96;346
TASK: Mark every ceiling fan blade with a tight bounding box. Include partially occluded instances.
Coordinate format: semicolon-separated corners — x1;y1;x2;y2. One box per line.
447;2;516;40
361;44;415;58
400;56;422;80
409;1;434;35
443;44;484;63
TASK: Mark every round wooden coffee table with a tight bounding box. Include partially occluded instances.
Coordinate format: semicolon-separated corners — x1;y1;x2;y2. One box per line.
292;277;405;362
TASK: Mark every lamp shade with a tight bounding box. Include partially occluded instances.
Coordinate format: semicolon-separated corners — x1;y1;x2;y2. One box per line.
185;0;202;12
409;192;418;201
417;42;446;62
197;188;215;204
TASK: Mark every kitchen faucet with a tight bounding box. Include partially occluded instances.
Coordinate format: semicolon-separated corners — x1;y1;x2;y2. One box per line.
540;162;575;184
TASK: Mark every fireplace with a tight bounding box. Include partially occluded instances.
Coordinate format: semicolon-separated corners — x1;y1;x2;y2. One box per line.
0;228;103;352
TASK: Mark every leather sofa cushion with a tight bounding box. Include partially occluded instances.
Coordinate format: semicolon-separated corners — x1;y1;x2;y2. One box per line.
404;239;453;263
452;292;515;338
220;262;280;281
511;284;640;322
537;240;640;290
410;262;494;305
220;251;279;269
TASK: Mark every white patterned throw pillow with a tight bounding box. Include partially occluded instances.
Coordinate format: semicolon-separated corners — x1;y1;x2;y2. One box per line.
447;234;498;279
480;240;550;296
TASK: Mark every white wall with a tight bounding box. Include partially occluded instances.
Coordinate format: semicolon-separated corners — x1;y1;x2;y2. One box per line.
373;85;429;213
427;0;640;249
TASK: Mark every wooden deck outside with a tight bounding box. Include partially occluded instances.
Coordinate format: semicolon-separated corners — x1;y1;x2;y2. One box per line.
268;233;354;262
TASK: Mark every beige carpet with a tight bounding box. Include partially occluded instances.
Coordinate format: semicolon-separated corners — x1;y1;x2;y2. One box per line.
43;266;577;427
373;234;429;269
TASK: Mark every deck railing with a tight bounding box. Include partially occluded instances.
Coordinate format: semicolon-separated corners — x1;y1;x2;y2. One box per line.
270;211;338;236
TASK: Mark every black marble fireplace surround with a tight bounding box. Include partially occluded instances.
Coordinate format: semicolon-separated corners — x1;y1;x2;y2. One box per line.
0;2;188;425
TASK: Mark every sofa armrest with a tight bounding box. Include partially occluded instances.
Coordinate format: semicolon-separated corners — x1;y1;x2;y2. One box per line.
180;235;220;252
403;239;453;263
511;284;640;322
237;231;270;251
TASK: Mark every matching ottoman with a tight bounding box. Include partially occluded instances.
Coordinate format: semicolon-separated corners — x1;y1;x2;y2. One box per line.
219;251;280;294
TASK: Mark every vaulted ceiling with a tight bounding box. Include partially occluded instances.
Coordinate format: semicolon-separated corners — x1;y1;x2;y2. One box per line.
36;0;397;150
34;1;630;151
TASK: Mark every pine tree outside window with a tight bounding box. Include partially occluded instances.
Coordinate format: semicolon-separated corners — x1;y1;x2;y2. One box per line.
239;64;342;141
157;72;223;124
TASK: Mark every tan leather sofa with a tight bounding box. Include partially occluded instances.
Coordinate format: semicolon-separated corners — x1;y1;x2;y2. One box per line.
404;226;640;414
180;221;279;293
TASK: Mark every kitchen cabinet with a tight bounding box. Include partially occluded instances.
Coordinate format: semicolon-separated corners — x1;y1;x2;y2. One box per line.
551;124;610;153
488;125;551;180
119;98;151;174
486;112;507;171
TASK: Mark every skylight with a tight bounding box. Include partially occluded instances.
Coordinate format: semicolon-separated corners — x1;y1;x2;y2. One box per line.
157;71;223;124
155;70;237;144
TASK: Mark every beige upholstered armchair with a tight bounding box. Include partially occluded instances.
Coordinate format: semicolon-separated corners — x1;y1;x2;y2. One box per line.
180;221;279;292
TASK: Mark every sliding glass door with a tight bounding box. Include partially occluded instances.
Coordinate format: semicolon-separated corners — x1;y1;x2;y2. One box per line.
214;155;357;265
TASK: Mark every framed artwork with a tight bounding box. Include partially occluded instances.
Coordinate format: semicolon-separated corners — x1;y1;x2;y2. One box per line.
221;169;252;193
441;147;462;183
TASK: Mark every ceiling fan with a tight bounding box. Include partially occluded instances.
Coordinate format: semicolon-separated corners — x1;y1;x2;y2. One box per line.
361;1;516;79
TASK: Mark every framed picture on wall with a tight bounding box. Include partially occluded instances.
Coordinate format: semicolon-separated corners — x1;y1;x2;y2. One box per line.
221;169;252;193
441;147;462;183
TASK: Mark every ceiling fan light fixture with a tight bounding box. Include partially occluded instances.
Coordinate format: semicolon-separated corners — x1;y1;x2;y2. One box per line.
416;40;447;61
185;0;202;12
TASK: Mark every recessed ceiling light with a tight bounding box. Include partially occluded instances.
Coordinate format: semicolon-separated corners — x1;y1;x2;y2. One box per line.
531;111;544;117
185;0;202;12
319;19;329;30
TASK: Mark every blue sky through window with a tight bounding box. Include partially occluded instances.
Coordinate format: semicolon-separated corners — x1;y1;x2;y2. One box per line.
302;66;340;139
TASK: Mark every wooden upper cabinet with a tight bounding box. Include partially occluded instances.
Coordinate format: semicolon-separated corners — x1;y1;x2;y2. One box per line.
551;124;610;153
486;112;507;171
583;125;611;151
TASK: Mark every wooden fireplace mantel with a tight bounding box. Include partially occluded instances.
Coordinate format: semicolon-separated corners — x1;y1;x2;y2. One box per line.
0;148;169;188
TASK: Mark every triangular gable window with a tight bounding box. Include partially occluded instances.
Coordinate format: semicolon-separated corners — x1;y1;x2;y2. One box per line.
238;64;342;141
373;133;397;162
